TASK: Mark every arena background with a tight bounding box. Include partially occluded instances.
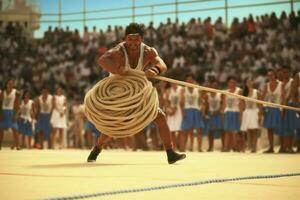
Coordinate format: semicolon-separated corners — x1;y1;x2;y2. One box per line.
1;0;300;199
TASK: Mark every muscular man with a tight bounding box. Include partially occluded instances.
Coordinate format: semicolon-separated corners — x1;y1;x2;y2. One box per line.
87;23;186;164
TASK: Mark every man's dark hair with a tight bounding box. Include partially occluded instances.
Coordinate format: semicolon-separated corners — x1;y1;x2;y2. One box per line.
125;23;144;37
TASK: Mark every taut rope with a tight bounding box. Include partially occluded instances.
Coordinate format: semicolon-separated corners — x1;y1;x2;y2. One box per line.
154;75;300;112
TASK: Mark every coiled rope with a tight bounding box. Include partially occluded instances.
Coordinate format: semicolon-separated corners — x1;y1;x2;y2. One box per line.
84;70;159;138
45;172;300;200
84;69;300;138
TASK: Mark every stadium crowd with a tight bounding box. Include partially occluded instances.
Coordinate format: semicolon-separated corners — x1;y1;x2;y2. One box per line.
0;10;300;153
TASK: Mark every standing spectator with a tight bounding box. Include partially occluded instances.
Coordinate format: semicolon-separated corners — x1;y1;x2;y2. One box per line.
179;75;204;152
240;78;262;153
0;79;20;150
50;85;67;149
222;77;243;152
18;90;35;149
262;69;284;153
35;86;53;149
280;66;298;153
70;97;85;148
207;80;223;152
166;83;183;150
291;72;300;153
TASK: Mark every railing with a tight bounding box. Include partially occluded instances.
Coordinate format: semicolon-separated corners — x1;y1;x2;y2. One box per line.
0;0;299;35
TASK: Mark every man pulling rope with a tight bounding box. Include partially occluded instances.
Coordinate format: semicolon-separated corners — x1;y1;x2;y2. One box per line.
86;23;186;164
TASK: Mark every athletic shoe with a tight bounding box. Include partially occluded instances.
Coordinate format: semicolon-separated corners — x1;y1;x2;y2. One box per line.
166;149;186;164
87;146;101;162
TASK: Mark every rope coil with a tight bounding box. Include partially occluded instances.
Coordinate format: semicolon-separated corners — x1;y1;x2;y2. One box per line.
84;70;159;138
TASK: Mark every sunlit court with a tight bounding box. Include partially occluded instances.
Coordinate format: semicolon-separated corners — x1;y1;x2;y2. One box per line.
0;149;300;200
1;0;300;199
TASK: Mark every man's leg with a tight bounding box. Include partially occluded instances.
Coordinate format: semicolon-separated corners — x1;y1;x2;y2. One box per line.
154;111;186;164
87;134;110;162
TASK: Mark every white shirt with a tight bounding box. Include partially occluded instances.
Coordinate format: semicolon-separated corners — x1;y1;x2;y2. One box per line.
2;89;17;110
53;95;66;113
168;86;182;108
225;87;241;112
266;81;282;104
20;99;34;122
39;95;53;114
208;93;221;112
245;89;258;110
184;88;200;109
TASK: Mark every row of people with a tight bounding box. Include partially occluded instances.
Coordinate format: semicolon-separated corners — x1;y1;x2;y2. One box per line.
162;68;300;153
1;67;299;152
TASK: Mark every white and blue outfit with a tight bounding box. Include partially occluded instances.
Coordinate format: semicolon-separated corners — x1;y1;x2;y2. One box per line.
0;89;18;130
208;92;223;130
241;89;260;131
167;86;183;132
50;95;67;129
18;99;34;136
280;78;298;136
262;81;282;134
181;87;204;130
36;95;52;140
224;87;241;131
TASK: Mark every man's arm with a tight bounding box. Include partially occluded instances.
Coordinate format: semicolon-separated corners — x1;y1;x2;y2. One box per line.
97;46;125;75
144;47;167;77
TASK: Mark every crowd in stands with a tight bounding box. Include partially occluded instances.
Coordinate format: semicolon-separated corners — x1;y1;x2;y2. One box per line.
0;10;300;152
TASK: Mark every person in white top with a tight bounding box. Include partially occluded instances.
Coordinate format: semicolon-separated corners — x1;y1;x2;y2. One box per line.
18;90;35;149
262;69;285;153
179;75;205;152
221;77;243;152
240;78;262;153
35;86;53;149
0;79;20;150
50;85;67;149
207;80;223;152
87;23;186;164
279;66;298;153
71;97;85;148
291;72;300;153
165;83;183;150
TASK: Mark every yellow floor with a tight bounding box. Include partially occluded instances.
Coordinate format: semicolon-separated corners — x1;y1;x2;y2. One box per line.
0;149;300;200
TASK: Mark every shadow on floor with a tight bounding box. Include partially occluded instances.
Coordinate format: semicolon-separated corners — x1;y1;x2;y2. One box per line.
28;162;136;168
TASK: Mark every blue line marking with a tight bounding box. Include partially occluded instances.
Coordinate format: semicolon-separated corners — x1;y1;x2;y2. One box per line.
45;172;300;200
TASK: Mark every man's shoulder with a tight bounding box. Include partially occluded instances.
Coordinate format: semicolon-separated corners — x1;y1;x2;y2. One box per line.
109;43;123;52
143;44;158;57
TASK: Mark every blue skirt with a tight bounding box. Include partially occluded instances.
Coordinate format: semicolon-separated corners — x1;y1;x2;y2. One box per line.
278;102;299;136
36;113;52;140
85;121;101;137
208;112;223;130
202;116;209;136
0;110;18;130
224;111;240;131
263;107;281;132
18;119;33;136
181;108;204;130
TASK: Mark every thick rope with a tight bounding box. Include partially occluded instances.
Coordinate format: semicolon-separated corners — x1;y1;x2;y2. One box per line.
84;70;159;138
45;172;300;200
154;75;300;112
